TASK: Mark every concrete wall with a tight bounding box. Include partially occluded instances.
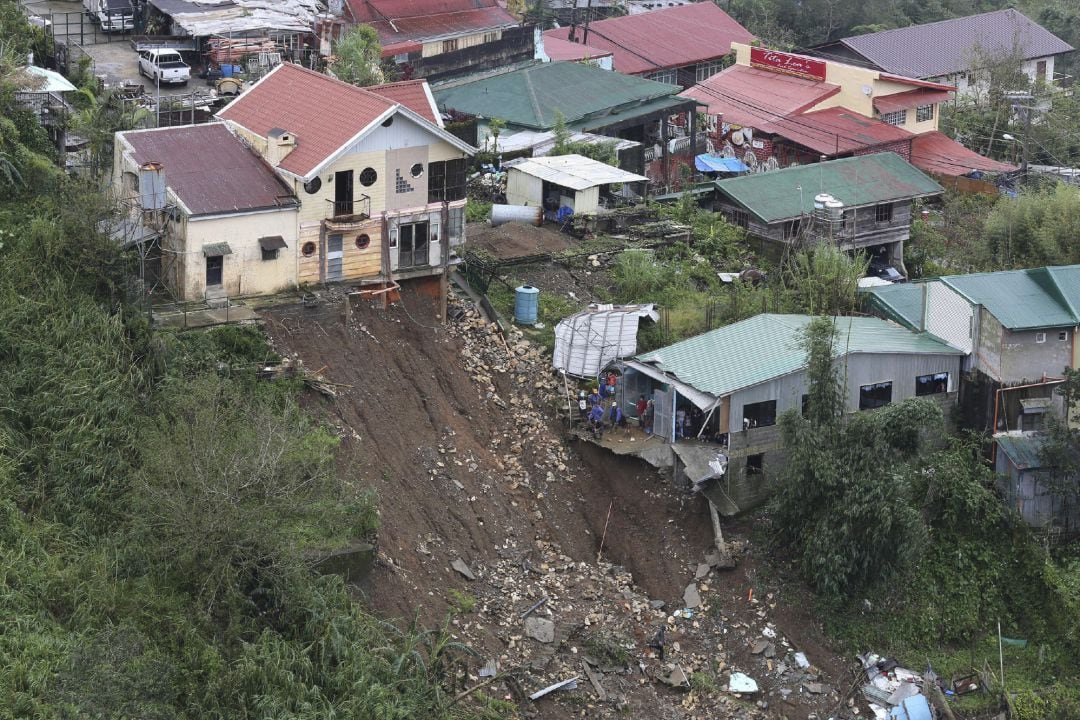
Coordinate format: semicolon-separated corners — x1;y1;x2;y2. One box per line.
181;208;299;300
1000;326;1074;384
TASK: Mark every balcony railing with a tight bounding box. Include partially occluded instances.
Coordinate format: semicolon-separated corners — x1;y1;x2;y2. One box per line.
326;194;371;220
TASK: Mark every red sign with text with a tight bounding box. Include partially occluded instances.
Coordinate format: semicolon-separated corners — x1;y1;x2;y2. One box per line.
749;47;827;81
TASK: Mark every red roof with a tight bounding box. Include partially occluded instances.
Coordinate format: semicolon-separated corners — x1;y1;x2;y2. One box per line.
119;124;295;216
544;3;754;75
347;0;519;53
542;35;612;62
218;63;396;178
769;106;913;156
873;88;953;114
681;64;840;128
366;79;441;125
911;131;1016;177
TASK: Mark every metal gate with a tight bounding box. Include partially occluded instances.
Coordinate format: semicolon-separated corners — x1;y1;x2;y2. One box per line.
326;234;343;281
654;388;673;442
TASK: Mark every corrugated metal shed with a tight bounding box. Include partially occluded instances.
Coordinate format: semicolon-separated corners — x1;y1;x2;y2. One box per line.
833;9;1074;79
995;433;1045;471
635;314;963;398
432;61;684;130
506;154;648;190
149;0;323;35
553;304;657;378
714;152;942;223
941;266;1080;330
543;3;754;75
119;123;297;216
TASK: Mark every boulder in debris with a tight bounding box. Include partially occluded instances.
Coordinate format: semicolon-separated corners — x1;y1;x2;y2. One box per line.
658;664;690;688
451;558;476;581
525;616;556;643
683;583;701;609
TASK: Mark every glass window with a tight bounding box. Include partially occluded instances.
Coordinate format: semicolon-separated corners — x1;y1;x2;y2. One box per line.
916;104;935;122
695;60;724;82
859;381;893;410
647;69;678;85
746;453;764;475
880;110;907;126
915;372;948;396
427;159;467;203
742;400;776;429
875;203;893;222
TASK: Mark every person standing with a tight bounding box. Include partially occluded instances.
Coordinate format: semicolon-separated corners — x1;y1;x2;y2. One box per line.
643;399;654;436
577;390;588;425
636;394;648;423
675;408;686;440
589;402;605;439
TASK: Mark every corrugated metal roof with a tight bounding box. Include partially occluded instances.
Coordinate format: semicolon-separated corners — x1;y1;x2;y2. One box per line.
347;0;517;48
543;3;754;75
507;154;648;190
861;282;924;330
433;61;683;130
873;89;952;114
542;36;613;62
766;106;914;157
18;65;77;93
714;152;942;223
995;433;1046;471
941;266;1080;330
681;64;841;127
119;123;297;217
553;304;658;378
910;131;1016;177
836;9;1074;79
635;313;963;398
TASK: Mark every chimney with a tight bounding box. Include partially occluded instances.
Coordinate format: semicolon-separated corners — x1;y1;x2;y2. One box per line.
266;128;296;166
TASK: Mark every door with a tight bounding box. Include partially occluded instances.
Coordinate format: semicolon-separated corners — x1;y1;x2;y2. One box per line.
205;255;223;286
326;234;343;281
334;170;353;216
654;388;673;442
1036;60;1047;82
398;221;429;269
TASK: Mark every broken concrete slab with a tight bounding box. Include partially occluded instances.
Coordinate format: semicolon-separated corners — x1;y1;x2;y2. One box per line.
751;639;770;655
683;583;701;609
794;651;810;669
695;563;711;580
659;664;690;688
728;672;759;694
451;558;476;581
803;682;824;694
524;616;556;643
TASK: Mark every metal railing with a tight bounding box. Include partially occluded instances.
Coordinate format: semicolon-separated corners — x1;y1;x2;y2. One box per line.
326;194;371;220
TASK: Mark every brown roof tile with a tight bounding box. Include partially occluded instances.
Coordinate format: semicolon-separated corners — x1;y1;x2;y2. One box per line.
119;123;296;216
366;79;440;125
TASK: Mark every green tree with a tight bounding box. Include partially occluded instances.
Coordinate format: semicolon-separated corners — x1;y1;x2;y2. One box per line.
330;25;385;87
771;317;937;600
780;245;867;316
983;182;1080;268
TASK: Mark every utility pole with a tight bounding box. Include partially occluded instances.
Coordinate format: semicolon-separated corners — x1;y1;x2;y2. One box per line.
1004;91;1037;179
582;0;594;44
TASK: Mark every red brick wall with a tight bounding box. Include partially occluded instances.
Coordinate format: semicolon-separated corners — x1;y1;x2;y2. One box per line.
855;139;913;162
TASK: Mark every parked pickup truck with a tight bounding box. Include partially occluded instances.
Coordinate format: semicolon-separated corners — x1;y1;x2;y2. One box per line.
139;49;190;85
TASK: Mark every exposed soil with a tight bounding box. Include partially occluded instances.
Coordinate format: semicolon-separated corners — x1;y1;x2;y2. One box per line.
466;221;577;260
259;285;867;720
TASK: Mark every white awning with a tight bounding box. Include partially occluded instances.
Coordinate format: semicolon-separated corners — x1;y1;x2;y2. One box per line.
621;359;719;411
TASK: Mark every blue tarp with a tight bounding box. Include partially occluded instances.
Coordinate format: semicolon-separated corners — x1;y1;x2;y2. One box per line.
695;154;748;174
889;694;932;720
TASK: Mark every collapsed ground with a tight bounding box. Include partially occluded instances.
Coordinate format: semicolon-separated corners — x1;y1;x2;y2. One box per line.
260;285;867;720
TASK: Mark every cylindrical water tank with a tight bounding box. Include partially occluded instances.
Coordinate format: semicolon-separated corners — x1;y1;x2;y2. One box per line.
491;204;542;227
139;161;166;210
514;285;539;325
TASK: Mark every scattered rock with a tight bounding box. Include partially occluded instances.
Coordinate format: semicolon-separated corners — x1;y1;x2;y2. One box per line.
728;672;759;694
803;682;824;694
524;616;556;644
451;558;476;581
649;599;667;610
695;563;711;580
683;583;701;609
751;639;771;655
794;651;811;669
659;664;690;688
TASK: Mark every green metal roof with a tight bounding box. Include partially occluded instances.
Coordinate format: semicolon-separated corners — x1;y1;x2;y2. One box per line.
995;434;1046;471
635;313;962;398
941;265;1080;330
432;61;684;130
861;282;923;330
713;152;943;223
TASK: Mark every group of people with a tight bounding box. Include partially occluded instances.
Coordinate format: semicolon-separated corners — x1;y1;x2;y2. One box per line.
577;384;655;439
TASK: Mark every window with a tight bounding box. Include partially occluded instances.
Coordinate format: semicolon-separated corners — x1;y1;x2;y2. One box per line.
303;177;322;194
915;372;949;396
875;203;893;223
261;247;279;261
442;38;458;54
428;159;467;202
359;167;378;187
646;68;678;84
448;206;465;245
355;233;371;250
784;219;801;239
410;162;424;178
1060;331;1069;342
695;60;724;83
746;453;764;476
859;381;893;410
483;31;499;43
381;115;394;127
301;241;316;257
880;109;907;126
915;104;935;122
742;400;776;429
398;221;430;268
394;168;416;194
727;208;749;229
1036;332;1046;343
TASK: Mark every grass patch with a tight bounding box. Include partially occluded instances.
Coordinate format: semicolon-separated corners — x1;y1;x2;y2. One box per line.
448;589;477;614
583;630;632;667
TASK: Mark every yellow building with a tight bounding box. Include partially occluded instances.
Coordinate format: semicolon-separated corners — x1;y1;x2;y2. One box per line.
114;65;475;303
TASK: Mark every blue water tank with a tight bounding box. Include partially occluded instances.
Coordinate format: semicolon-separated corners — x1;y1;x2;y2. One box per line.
514;285;539;324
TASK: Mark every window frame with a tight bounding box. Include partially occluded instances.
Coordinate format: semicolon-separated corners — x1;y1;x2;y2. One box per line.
646;68;678;85
915;104;935;122
859;381;893;410
695;60;724;83
880;109;907;126
260;247;279;261
915;372;949;396
742;399;777;429
442;38;458;54
875;203;893;223
746;453;764;476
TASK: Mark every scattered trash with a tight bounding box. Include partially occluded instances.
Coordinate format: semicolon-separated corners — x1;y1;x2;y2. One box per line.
794;652;810;669
888;683;920;705
519;596;549;619
529;676;578;701
672;608;694;619
648;626;666;661
761;626;776;639
479;659;498;677
889;693;932;720
451;558;476;581
582;660;607;700
728;672;759;694
951;672;979;695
